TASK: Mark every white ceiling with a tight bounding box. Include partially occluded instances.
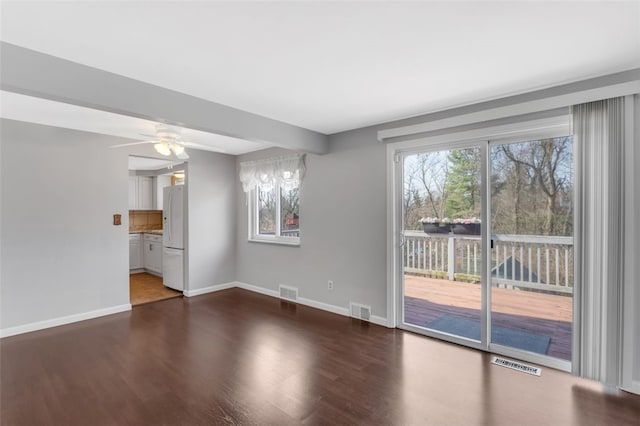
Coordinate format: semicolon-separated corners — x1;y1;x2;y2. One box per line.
1;1;639;135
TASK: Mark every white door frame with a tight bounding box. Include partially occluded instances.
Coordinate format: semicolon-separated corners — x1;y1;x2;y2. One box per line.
386;115;574;371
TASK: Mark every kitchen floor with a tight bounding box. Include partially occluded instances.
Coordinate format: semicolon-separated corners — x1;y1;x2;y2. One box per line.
129;272;182;306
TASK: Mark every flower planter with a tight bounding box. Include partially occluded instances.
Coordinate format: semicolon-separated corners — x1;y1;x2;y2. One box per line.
422;223;450;234
452;223;481;235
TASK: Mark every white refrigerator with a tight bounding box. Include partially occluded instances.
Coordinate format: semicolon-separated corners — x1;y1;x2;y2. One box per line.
162;185;184;291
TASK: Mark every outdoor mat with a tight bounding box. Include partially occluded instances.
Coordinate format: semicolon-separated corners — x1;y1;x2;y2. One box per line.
426;314;551;355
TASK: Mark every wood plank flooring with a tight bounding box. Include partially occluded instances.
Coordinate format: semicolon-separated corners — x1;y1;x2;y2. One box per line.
2;288;639;425
130;272;182;306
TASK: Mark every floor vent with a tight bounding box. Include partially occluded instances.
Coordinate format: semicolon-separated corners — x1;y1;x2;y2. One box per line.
278;284;298;302
349;302;371;321
491;356;541;376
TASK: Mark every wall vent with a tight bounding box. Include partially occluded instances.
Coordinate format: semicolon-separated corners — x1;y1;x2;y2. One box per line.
491;356;541;376
278;284;298;302
349;302;371;321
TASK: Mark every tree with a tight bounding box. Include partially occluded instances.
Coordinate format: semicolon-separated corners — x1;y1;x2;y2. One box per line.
499;137;573;235
444;148;480;219
415;152;449;219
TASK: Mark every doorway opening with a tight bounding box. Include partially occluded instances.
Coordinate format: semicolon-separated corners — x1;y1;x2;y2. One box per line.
128;155;187;306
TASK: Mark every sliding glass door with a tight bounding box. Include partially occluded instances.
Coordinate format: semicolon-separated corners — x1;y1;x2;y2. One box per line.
489;136;574;363
400;145;485;346
396;128;574;369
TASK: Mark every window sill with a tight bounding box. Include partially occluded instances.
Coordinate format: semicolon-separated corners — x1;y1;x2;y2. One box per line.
248;237;300;247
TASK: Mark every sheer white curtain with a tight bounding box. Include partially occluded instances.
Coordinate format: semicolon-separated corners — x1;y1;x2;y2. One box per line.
239;153;306;193
573;97;625;386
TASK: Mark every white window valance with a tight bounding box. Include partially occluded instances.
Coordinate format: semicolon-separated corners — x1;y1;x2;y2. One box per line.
239;153;306;193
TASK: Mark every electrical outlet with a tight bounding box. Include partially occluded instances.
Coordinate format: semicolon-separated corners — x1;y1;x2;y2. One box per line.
328;280;334;290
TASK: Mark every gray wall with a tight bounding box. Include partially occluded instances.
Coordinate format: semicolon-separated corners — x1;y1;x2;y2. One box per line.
186;149;237;289
1;120;130;328
0;119;236;330
235;127;388;318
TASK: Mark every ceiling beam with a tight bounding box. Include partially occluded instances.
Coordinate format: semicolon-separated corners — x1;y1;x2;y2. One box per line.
1;42;329;154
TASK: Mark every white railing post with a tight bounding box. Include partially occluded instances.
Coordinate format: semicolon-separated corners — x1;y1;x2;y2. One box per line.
448;234;455;281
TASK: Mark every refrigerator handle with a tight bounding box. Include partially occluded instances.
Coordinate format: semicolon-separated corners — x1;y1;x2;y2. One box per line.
167;189;172;243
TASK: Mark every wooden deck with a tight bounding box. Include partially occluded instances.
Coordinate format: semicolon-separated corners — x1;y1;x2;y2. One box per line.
404;274;572;361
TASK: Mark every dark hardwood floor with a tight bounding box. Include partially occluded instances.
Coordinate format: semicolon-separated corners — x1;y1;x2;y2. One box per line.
2;288;639;425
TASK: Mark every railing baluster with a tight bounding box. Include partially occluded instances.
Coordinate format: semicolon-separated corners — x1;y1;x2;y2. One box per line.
405;239;409;268
565;248;569;287
503;245;507;280
546;248;550;286
555;247;560;286
429;240;433;271
495;243;500;281
467;243;471;275
528;247;532;283
537;248;541;283
473;243;477;275
518;246;523;282
435;241;439;273
511;245;515;284
448;237;455;280
411;239;415;269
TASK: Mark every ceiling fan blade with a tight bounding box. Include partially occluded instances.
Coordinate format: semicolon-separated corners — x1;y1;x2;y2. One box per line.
109;140;156;148
175;150;190;160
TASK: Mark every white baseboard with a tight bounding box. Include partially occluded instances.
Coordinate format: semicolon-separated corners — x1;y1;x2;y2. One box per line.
183;282;237;297
236;281;279;298
298;296;349;317
235;281;389;326
370;315;390;327
623;380;640;396
1;282;390;338
0;304;132;338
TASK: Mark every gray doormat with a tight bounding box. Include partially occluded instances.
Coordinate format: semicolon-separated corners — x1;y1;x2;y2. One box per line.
426;314;551;355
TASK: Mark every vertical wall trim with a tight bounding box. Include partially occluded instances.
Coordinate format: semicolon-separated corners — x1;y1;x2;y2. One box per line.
621;95;638;394
386;144;398;328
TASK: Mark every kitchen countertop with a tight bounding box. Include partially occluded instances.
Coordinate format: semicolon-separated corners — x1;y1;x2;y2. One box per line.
129;230;163;235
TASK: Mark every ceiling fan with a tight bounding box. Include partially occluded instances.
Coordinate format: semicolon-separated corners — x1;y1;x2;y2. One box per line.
109;124;213;159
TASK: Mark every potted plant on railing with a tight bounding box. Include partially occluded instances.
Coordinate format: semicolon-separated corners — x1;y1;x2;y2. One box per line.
452;217;481;235
420;217;451;234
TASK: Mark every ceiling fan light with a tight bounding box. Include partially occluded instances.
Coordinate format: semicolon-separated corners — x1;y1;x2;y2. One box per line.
171;144;185;155
154;142;171;156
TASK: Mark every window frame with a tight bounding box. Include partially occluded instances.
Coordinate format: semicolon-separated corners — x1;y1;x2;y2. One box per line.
248;183;300;246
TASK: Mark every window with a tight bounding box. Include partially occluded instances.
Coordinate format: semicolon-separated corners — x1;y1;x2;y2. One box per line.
251;183;300;244
240;154;305;245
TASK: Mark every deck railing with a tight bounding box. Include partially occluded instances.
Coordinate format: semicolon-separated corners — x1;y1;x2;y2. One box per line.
403;231;574;295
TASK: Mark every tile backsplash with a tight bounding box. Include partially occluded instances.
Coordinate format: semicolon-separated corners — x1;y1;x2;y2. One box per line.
129;210;162;231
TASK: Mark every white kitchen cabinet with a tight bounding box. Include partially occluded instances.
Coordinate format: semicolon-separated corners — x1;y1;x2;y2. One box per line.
129;234;143;270
128;176;154;210
143;233;162;274
138;176;153;210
